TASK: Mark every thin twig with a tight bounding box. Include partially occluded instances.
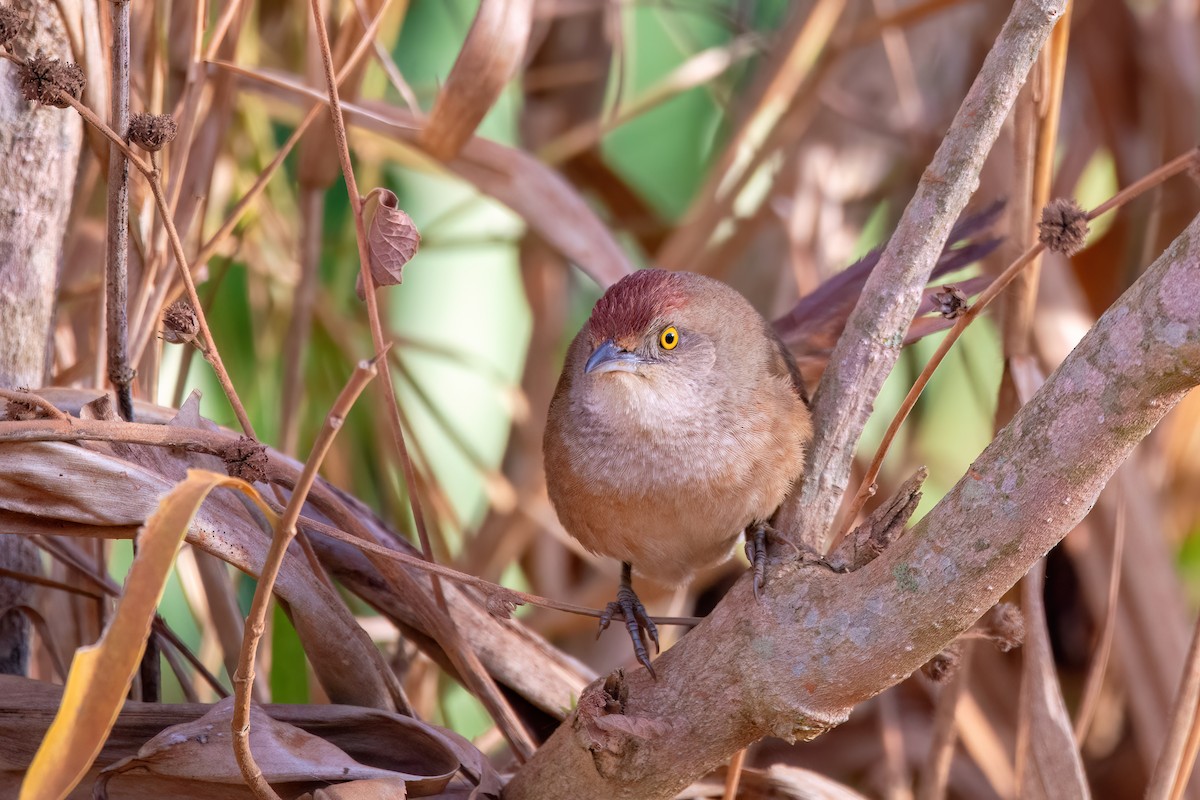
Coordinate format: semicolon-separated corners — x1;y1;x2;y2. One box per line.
22;536;228;697
1074;494;1126;743
0;389;68;421
153;617;229;698
158;634;199;703
275;503;702;627
1087;148;1200;221
5;605;69;681
1147;605;1200;798
829;148;1200;552
998;0;1071;416
1172;712;1200;800
722;747;747;800
870;0;924;137
232;354;381;800
202;0;248;63
25;76;261;442
348;0;421;115
0;567;103;600
879;689;913;800
844;0;969;47
0;415;237;452
191;0;396;270
777;0;1069;554
305;0;537;761
916;644;975;800
105;0;158;701
105;0;133;422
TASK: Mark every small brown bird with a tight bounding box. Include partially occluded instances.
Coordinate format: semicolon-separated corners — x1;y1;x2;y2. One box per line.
544;269;812;675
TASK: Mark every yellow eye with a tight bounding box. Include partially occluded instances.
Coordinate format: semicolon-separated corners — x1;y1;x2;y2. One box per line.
659;326;679;350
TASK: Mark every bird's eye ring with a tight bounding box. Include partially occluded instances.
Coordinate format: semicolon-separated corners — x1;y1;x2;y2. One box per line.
659;326;679;350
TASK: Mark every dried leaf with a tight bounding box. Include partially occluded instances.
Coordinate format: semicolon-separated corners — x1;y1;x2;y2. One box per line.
3;388;592;719
420;0;536;161
0;441;162;526
356;189;421;300
0;676;476;799
99;699;406;787
1019;557;1091;799
0;443;398;711
310;778;408;799
20;471;275;800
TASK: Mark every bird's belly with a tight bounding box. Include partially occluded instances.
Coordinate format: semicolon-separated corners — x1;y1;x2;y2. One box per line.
571;490;748;584
552;423;804;585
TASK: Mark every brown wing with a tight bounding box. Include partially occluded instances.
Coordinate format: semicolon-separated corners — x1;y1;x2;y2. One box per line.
764;319;809;406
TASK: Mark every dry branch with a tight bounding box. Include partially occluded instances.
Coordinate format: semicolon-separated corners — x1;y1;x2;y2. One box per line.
777;0;1070;552
105;0;133;422
503;208;1200;799
232;355;383;799
0;0;82;681
0;389;595;718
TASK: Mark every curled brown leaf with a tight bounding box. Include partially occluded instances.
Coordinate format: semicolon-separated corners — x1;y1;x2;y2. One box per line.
356;188;420;300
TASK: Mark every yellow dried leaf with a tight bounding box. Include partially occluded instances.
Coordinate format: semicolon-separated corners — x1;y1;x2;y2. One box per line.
20;469;276;800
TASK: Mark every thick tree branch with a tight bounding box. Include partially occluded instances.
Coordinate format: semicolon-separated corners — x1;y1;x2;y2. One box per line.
503;213;1200;800
777;0;1068;552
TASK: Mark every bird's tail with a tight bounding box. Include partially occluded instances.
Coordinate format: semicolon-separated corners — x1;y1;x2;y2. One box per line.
773;200;1005;388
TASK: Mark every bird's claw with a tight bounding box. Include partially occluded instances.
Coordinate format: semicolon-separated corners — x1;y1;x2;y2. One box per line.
745;523;770;601
746;523;847;601
599;582;660;678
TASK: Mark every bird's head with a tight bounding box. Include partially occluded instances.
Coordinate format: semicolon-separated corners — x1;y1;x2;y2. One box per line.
578;270;726;401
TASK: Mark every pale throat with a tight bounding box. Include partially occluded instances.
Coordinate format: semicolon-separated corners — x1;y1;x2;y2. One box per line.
570;368;747;495
578;362;724;428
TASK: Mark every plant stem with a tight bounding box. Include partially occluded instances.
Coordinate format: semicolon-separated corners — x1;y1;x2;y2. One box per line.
105;0;134;423
232;355;380;800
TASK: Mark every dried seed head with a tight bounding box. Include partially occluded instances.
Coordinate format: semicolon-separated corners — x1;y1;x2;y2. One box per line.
484;587;523;619
108;364;136;386
128;112;178;151
222;436;268;483
982;602;1025;652
932;285;969;319
1038;198;1089;256
19;52;85;108
162;299;200;345
0;6;24;48
921;644;961;683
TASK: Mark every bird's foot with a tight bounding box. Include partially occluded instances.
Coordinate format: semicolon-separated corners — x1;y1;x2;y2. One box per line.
598;569;660;678
746;523;847;600
745;523;771;601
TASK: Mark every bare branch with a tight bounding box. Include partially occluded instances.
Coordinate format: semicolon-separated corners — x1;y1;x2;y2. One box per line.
777;0;1069;552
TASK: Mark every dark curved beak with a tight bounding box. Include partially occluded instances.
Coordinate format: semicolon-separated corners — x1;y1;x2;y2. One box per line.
585;339;641;375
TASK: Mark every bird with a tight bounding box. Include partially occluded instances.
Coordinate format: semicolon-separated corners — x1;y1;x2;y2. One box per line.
543;269;813;676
